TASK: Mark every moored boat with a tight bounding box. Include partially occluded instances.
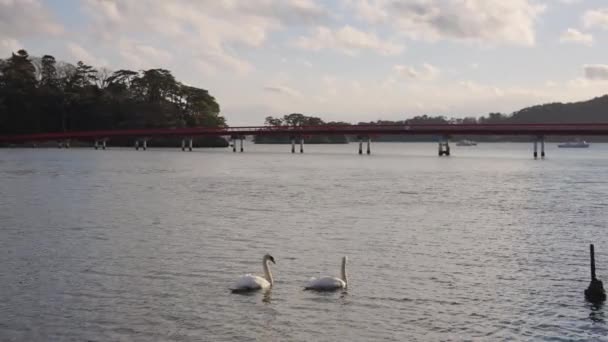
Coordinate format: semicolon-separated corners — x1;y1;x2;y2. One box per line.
558;140;589;148
456;140;477;146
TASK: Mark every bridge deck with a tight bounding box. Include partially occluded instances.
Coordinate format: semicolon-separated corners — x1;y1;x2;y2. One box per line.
2;123;608;142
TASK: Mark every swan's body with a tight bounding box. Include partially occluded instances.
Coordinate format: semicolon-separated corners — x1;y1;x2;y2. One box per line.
231;254;275;293
305;256;348;291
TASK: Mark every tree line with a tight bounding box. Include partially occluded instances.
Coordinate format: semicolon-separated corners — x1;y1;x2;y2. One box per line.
256;113;350;143
0;50;225;136
261;94;608;142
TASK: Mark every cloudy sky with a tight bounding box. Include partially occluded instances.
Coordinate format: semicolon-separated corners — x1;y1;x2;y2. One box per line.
2;0;608;125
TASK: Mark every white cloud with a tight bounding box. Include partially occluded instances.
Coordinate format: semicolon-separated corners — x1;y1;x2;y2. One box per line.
584;8;608;29
559;28;593;46
0;38;21;56
0;0;62;40
294;25;404;55
66;42;108;67
349;0;545;46
584;64;608;81
263;85;302;97
82;0;330;74
117;40;173;70
394;63;440;81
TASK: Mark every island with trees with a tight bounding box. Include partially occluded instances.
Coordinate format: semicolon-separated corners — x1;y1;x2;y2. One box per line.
0;49;227;146
255;113;350;144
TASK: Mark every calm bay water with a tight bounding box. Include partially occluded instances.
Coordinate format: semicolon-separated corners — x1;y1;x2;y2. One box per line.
1;142;607;341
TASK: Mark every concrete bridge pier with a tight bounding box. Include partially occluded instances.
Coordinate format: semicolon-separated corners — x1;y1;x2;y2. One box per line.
181;139;186;151
101;139;107;150
300;138;304;153
533;138;538;159
291;138;295;153
240;137;244;152
232;137;237;152
438;137;450;156
367;137;371;155
540;136;545;159
134;139;148;151
188;138;193;152
358;138;363;155
94;140;100;150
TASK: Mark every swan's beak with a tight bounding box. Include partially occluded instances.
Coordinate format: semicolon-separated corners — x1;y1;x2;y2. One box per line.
270;257;276;264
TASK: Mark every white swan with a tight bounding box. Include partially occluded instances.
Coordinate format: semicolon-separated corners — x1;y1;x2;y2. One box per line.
305;256;348;291
231;254;275;293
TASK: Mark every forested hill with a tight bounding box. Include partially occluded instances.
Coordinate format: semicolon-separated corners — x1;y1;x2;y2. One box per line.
0;49;225;135
509;95;608;123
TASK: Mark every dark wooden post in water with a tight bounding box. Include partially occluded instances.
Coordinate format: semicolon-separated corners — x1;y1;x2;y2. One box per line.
585;244;606;303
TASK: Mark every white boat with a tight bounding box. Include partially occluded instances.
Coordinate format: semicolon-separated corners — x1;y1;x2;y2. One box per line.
558;140;589;148
456;140;477;146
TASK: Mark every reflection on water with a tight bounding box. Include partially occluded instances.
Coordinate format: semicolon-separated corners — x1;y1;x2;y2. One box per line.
1;144;608;341
588;302;605;324
263;290;272;304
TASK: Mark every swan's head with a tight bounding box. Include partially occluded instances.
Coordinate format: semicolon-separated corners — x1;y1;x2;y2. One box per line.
264;254;276;264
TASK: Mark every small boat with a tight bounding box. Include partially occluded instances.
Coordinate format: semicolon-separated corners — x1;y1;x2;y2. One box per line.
558;140;589;148
456;140;477;146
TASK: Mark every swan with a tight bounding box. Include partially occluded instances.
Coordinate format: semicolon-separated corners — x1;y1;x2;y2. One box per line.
231;254;275;293
305;256;348;291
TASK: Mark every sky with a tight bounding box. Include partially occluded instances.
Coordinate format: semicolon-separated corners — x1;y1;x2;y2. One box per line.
2;0;608;125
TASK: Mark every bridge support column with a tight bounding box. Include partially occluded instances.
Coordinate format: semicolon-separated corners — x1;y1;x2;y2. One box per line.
367;137;371;155
188;138;193;152
142;139;147;151
438;137;450;156
240;137;244;152
135;140;139;150
300;138;304;153
181;139;186;151
102;139;107;150
232;137;236;152
291;138;295;153
541;136;545;159
94;140;99;150
358;138;363;155
533;138;538;159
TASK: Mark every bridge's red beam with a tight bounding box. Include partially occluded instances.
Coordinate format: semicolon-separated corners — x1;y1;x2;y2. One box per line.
2;123;608;142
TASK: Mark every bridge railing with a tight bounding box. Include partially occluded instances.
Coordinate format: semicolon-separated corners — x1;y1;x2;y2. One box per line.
4;123;608;142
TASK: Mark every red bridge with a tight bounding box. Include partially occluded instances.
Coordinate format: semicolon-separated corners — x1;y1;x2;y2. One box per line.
1;123;606;158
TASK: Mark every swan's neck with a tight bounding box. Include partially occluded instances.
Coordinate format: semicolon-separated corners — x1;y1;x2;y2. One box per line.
341;258;348;286
263;260;273;286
